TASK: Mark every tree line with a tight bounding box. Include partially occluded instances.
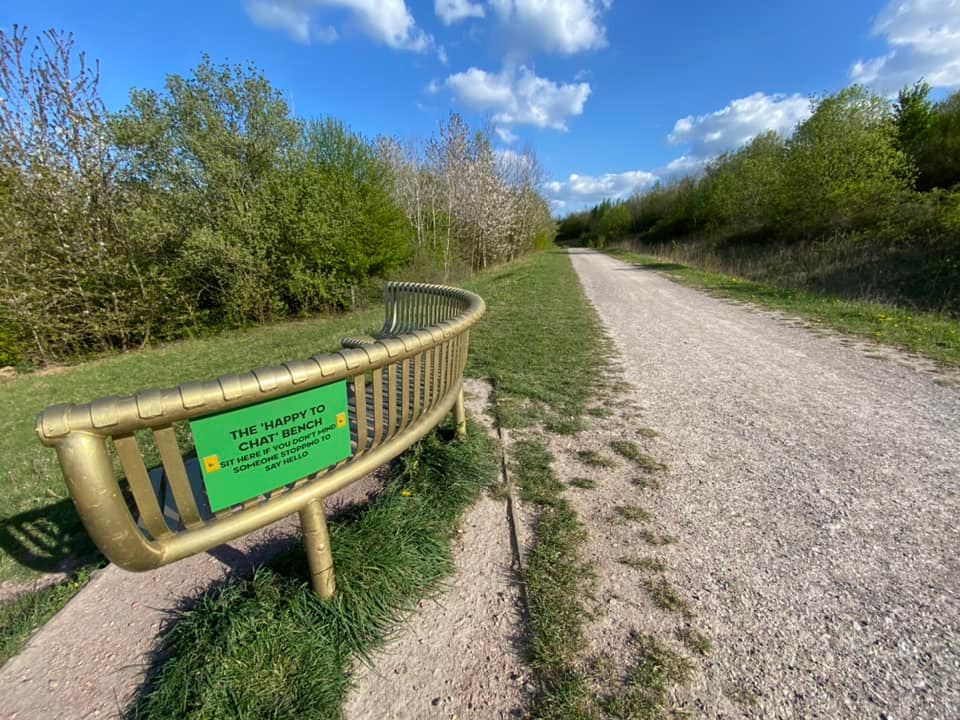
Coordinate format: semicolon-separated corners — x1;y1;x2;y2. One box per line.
0;27;553;365
558;83;960;315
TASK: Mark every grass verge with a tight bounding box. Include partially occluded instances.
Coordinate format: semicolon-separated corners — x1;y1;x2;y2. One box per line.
464;250;612;429
465;250;612;718
128;421;497;719
606;248;960;366
514;442;596;720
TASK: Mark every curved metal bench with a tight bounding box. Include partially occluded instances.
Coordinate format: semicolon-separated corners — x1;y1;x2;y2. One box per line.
35;282;485;598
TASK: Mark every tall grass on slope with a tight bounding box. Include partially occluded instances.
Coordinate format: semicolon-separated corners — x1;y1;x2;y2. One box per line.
606;248;960;367
128;422;496;720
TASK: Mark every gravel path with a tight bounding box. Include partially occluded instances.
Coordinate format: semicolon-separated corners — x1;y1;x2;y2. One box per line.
568;248;960;719
344;379;530;719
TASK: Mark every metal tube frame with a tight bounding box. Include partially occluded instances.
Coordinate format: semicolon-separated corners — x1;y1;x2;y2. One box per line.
35;282;485;598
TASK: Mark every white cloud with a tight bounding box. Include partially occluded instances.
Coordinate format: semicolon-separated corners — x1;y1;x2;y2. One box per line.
245;0;433;51
660;154;708;179
490;0;612;55
445;65;590;129
246;0;313;43
667;92;810;157
496;126;519;143
437;44;449;64
851;0;960;91
435;0;485;25
545;169;658;208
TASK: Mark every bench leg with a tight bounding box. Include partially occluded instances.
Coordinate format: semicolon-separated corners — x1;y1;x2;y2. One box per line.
455;384;467;439
300;498;336;599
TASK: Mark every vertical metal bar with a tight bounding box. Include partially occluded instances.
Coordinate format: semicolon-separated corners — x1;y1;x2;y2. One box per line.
432;345;442;406
439;341;449;396
353;374;367;455
423;347;434;410
412;352;423;420
300;497;335;599
415;288;425;328
372;367;384;447
114;434;172;539
455;384;467;439
399;357;411;431
154;425;203;527
386;363;398;439
446;338;455;392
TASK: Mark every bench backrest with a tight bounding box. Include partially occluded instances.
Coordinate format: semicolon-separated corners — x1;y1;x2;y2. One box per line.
35;282;485;574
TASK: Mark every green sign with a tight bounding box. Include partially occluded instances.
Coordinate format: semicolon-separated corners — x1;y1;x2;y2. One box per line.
190;382;353;511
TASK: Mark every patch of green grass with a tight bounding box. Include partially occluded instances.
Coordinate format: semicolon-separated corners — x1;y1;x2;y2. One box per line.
128;421;497;719
576;449;617;469
602;634;694;720
609;441;666;473
677;626;713;656
613;505;652;524
569;477;597;490
637;428;658;438
618;556;668;573
526;499;592;679
512;432;597;719
544;414;588;436
585;406;612;419
607;248;960;367
631;475;662;491
645;577;692;618
639;530;677;546
512;439;565;506
726;684;760;706
464;251;611;428
0;562;102;666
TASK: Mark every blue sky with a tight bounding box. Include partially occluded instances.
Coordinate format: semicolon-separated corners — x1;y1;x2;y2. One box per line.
4;1;960;212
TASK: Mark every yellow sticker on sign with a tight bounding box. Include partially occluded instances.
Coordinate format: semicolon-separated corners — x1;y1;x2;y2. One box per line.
203;455;221;473
336;412;347;429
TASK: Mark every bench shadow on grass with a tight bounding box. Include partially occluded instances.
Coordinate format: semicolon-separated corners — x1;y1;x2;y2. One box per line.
0;500;98;576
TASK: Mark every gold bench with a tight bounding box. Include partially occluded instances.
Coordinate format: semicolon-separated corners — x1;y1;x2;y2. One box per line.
35;282;485;597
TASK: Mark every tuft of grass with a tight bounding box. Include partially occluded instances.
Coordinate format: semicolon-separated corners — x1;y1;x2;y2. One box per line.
607;248;960;367
569;477;597;490
677;626;713;656
0;562;102;667
727;684;760;706
645;577;692;618
544;414;588;436
128;422;497;719
609;441;666;474
576;449;617;469
637;428;659;438
512;439;565;506
619;556;668;573
585;406;612;419
602;634;694;720
613;505;652;524
639;529;677;546
631;475;662;491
